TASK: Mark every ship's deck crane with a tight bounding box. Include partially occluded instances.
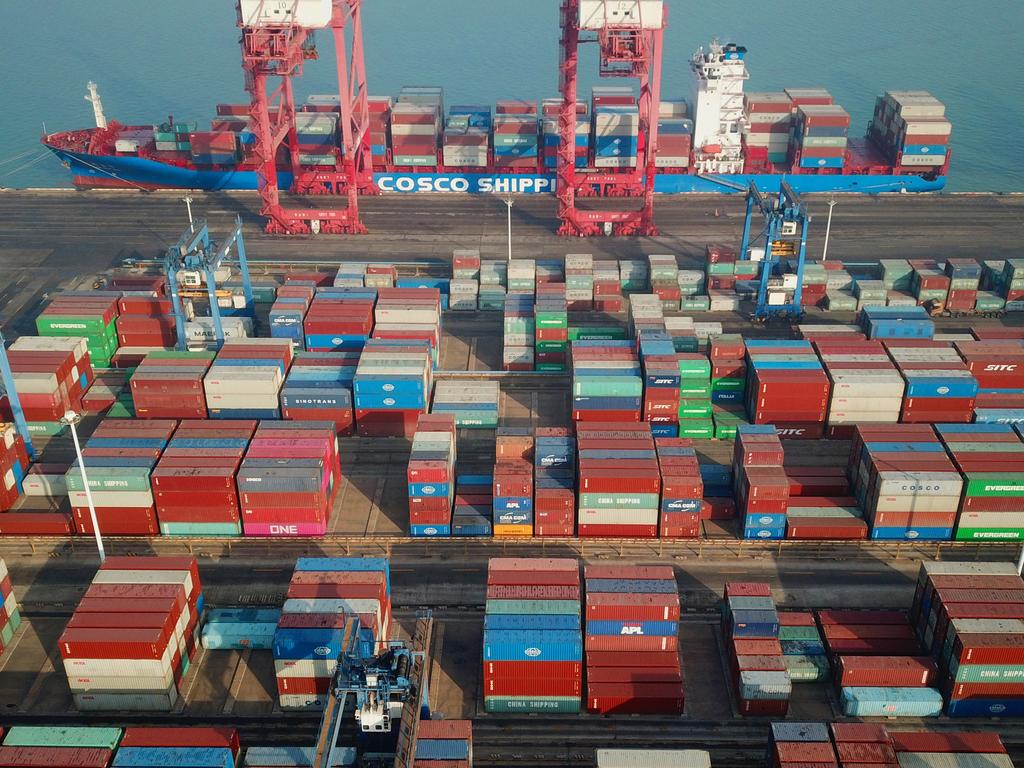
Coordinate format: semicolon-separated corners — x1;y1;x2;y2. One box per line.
558;0;666;236
238;0;376;235
163;215;254;350
312;612;433;768
0;333;36;460
739;179;810;322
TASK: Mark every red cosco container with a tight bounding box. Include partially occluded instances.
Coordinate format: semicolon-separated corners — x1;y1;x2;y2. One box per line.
837;655;937;687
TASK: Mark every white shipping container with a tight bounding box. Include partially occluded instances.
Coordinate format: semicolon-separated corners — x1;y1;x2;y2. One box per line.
274;658;340;678
922;561;1018;577
897;754;1013;768
207;394;281;410
10;372;59;394
279;693;329;711
874;473;963;498
577;508;659;525
900;154;946;167
69;490;154;509
92;568;194;598
67;670;177;691
73;690;178;712
597;750;711;768
63;651;174;677
956;512;1024;529
871;494;961;514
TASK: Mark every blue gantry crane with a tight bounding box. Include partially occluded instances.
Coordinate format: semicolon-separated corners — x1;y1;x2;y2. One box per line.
0;333;35;459
164;215;255;350
312;611;433;768
739;179;810;322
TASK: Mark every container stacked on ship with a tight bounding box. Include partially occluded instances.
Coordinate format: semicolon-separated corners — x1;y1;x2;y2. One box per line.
733;425;789;540
407;413;457;537
492;428;534;537
722;582;790;716
534;427;576;537
60;556;203;711
414;720;473;765
483;558;582;713
577;422;660;538
0;557;20;653
274;557;391;710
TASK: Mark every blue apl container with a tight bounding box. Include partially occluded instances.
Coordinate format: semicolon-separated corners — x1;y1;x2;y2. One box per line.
585;620;677;636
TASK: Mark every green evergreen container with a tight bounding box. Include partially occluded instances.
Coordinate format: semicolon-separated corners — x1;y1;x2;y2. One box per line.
26;422;67;436
706;263;736;276
568;326;626;341
677;420;714;439
535;341;567;353
962;475;1024;497
536;363;566;372
678;400;713;419
955;528;1023;541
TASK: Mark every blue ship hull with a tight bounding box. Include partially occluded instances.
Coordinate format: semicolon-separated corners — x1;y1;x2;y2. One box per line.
50;147;946;195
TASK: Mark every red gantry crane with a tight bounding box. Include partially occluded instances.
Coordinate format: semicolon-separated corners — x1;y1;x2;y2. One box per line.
239;0;376;234
558;0;667;236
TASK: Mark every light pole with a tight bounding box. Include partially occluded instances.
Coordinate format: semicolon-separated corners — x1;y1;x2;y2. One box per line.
821;197;837;263
183;195;195;233
62;410;105;563
1017;543;1024;576
504;198;513;263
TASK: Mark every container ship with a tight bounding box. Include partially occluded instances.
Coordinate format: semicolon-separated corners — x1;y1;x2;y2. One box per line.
42;42;952;195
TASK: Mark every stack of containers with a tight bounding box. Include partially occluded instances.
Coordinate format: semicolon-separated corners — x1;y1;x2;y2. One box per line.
61;556;202;711
790;104;849;171
743;92;793;166
778;612;829;682
584;565;683;714
153;120;195;158
910;265;951;307
354;338;432;437
784;464;867;541
577;423;660;538
860;306;935;341
414;721;473;766
853;279;890;312
734;425;789;540
619;258;648;291
274;557;391;710
3;337;91;436
373;287;442;369
535;293;568;372
710;334;747;410
151;420;255;536
237;421;340;536
829;723;897;768
293;113;337;166
82;370;133;417
943;258;983;312
836;653;942;717
391;93;441;168
648;255;681;311
280;350;357;435
66;418;176;536
870;91;951;169
722;582;790;716
593;262;624;312
890;732;1012;768
130;351;214;419
565;253;594;310
479;259;508;310
571;340;643;423
848;424;963;541
0;557;21;652
655;437;703;539
534;427;576;537
638;329;681;436
656;117;693;169
769;723;837;768
430;380;499;428
677;354;714;440
593;106;639;168
503;294;535;371
190;129;242;165
114;293;181;348
407;413;456;537
269;285;313;345
452;473;493;537
36;293;119;368
886;340;979;423
303;289;376;353
678;269;709;310
0;726;124;764
911;561;1024;716
815;338;906;439
935;423;1024;541
745;340;831;439
705;245;738;308
1000;260;1024;309
955;339;1024;422
628;294;664;337
542;115;590;170
204;339;291;419
363;96;391;165
492;112;539;169
508;259;536;293
483;558;582;713
492;429;533;537
443;106;489;167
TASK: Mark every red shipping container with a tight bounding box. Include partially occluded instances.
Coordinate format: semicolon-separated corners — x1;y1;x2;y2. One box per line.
775;744;838;764
585;635;677;652
829;723;890;744
586;682;684;715
578;524;658;538
120;727;240;754
483;674;582;697
483;660;581;678
0;747;113;768
732;638;783;656
838;655;937;687
58;627;168;660
737;698;788;716
276;675;331;696
887;732;1005;754
817;610;907;625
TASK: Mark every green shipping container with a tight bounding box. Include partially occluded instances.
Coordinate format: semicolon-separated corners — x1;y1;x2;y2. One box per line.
678;401;713;419
485;599;580;616
568;326;626;341
3;727;123;750
976;295;1006;311
955;528;1023;541
26;422;67;436
535;341;567;353
161;522;242;537
485;696;580;714
672;337;700;353
573;379;642;397
962;475;1024;497
679;384;711;398
677;420;714;439
65;468;152;493
0;621;13;647
706;262;736;276
711;377;745;392
680;297;711;311
37;316;112;334
785;655;829;682
536;363;566;372
950;663;1024;683
779;626;822;641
